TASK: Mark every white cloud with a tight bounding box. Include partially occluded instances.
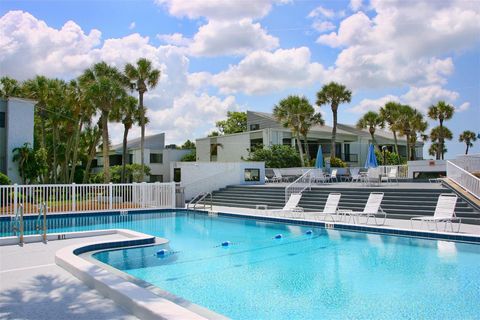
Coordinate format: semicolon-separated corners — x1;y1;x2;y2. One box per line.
0;10;101;80
154;0;287;20
308;6;335;19
189;19;279;56
349;0;363;11
213;47;325;95
457;102;470;112
348;95;400;113
129;22;136;30
317;1;480;90
312;21;336;33
157;32;191;46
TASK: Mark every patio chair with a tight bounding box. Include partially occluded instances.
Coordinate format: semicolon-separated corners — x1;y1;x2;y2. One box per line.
329;169;339;183
350;168;362;183
410;194;461;232
310;169;328;184
266;168;284;183
257;193;304;218
340;192;386;225
381;167;399;184
366;168;381;186
315;193;341;222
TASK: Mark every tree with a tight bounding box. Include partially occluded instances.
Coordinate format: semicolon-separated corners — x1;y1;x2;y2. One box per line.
81;62;127;183
396;105;428;160
316;82;352;159
429;126;453;159
124;58;161;182
0;76;20;99
112;95;140;183
299;110;324;162
12;143;37;184
428;142;447;158
246;145;301;168
181;140;196;149
428;101;454;160
215;111;247;134
181;150;196;161
459;130;477;155
356;111;384;149
379;101;402;155
273;95;315;166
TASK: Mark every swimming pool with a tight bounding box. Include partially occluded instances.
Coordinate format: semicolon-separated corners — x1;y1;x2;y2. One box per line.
3;210;480;319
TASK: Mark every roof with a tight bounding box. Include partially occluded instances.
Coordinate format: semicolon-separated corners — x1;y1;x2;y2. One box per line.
110;133;165;152
337;124;407;142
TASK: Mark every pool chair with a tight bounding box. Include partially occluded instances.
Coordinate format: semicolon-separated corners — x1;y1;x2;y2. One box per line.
257;193;304;218
315;193;341;222
329;169;339;183
266;169;284;183
310;169;328;184
381;167;399;184
410;194;461;232
340;192;386;225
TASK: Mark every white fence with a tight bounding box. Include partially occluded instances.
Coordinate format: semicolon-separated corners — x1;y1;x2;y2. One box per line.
447;160;480;199
0;182;176;215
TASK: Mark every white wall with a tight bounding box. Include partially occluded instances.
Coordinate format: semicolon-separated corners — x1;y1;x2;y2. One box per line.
196;133;251;162
196;138;210;161
407;160;446;178
172;161;265;200
6;98;35;183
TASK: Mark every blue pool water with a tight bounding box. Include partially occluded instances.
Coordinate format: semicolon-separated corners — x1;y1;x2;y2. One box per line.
3;211;480;319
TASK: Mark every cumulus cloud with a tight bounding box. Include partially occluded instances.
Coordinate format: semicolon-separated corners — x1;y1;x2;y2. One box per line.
349;0;363;11
156;33;191;46
129;22;136;30
312;21;336;33
0;11;239;144
318;1;480;90
348;95;400;113
212;47;325;95
308;6;335;19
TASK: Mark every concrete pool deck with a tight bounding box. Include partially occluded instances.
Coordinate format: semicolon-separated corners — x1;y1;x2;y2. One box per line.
0;234;139;320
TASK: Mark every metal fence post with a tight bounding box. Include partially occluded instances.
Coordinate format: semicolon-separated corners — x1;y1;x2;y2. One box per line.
109;183;113;210
72;183;76;211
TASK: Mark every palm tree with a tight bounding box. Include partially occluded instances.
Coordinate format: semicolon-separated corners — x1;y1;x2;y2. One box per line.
379;101;402;155
459;130;477;155
0;76;21;98
80;62;127;183
12;143;36;184
316;82;352;159
428;142;447;158
427;101;454;160
112;96;140;183
299;108;324;162
396;105;428;160
273;95;314;166
124;58;161;182
356;111;384;149
429;126;453;159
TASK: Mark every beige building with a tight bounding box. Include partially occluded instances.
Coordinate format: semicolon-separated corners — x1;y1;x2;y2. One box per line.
196;111;423;167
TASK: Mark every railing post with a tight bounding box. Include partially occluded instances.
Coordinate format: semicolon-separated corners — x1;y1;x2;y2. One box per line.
142;182;146;208
72;183;76;212
13;183;18;216
109;182;113;210
171;182;176;208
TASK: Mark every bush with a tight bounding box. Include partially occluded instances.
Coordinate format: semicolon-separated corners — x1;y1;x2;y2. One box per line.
245;145;301;168
0;172;11;185
89;164;151;183
375;149;405;165
329;157;346;168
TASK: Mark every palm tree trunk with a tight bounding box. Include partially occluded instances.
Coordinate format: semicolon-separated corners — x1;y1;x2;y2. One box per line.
101;111;110;183
121;125;130;183
296;134;305;167
406;134;411;161
303;135;310;163
393;131;399;155
83;129;101;183
69;121;83;183
466;143;469;155
331;107;338;159
52;127;58;184
139;92;145;182
439;120;444;160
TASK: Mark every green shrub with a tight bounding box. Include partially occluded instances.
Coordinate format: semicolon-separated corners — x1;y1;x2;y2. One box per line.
329;157;346;168
181;150;196;161
0;172;11;185
245;145;301;168
375;149;405;165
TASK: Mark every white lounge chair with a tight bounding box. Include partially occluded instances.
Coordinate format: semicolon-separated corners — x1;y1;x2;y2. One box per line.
350;168;362;183
316;193;341;222
310;169;328;184
266;169;284;183
341;192;386;225
257;193;304;218
329;169;339;183
381;167;398;184
410;194;461;232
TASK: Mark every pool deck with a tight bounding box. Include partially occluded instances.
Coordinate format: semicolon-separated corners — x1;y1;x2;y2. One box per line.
252;182;446;189
0;234;139;320
211;205;480;236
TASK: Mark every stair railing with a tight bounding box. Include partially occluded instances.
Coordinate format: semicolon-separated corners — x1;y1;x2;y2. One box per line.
447;160;480;199
187;192;213;210
285;169;312;203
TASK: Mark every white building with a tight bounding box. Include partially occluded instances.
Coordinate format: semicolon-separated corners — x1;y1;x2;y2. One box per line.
94;133;191;182
196;111;424;166
0;98;35;183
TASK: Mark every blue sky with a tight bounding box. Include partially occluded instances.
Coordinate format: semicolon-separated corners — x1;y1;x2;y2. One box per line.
0;0;479;158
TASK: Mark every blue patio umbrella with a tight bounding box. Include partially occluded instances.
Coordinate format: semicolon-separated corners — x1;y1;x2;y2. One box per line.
364;143;378;168
315;145;324;169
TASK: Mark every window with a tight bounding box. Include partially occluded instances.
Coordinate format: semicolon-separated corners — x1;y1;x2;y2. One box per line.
150;153;163;164
173;168;181;182
250;124;260;131
250;138;263;151
0;112;5;128
244;168;260;182
150;174;163;182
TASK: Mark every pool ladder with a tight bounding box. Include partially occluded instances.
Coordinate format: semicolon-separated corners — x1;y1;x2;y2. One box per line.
36;202;48;243
187;192;213;210
10;203;48;245
11;204;24;245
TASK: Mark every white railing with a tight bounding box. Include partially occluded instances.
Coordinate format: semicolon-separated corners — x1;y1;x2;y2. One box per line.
0;182;176;216
447;161;480;199
285;169;312;203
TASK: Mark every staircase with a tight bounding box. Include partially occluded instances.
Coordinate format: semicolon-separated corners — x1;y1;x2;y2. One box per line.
211;185;480;225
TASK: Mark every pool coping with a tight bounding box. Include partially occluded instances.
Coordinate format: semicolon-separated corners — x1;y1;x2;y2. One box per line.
55;228;222;320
